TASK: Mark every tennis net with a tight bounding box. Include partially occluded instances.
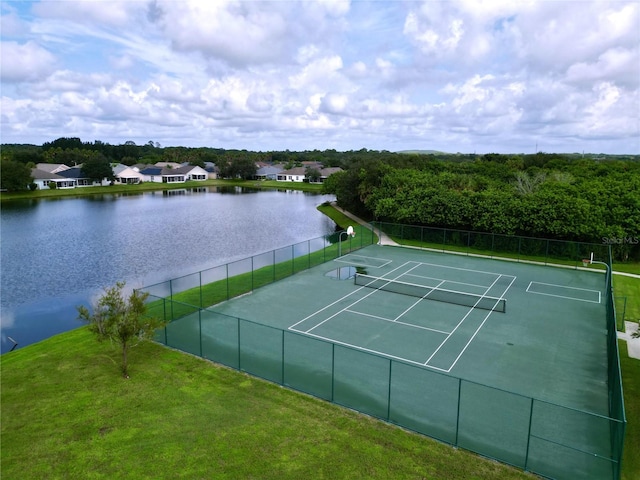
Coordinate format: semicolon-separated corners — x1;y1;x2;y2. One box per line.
354;273;506;313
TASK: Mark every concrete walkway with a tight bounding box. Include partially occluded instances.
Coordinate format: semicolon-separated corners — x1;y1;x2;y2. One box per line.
618;321;640;360
330;202;398;246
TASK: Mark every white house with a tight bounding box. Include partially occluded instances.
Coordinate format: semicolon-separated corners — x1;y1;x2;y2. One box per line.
173;165;208;181
59;166;111;187
113;164;144;185
276;167;307;182
276;166;342;183
31;168;76;189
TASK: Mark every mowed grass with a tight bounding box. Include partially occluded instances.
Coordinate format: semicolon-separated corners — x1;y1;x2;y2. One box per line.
614;274;640;330
0;328;535;480
620;341;640;480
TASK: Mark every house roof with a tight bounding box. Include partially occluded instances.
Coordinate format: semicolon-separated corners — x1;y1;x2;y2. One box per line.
154;162;181;169
31;168;66;180
279;167;307;176
35;163;71;174
112;164;127;175
171;165;205;175
256;165;283;175
56;167;87;179
114;166;144;178
139;166;163;175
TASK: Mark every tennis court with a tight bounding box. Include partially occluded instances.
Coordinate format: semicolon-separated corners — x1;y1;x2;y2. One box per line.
150;242;623;480
206;245;606;405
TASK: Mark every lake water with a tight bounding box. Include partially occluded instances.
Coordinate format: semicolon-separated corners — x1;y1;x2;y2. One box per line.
0;187;336;353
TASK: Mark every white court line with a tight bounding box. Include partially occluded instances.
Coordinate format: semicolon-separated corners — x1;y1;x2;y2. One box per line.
333;255;392;268
417;261;506;277
288;261;419;332
403;272;490;290
293;329;450;373
306;263;425;334
344;308;450;335
526;281;601;303
392;279;448;322
445;275;518;372
423;274;505;367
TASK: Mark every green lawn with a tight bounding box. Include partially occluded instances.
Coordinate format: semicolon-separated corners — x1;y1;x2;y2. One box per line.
619;341;640;480
616;273;640;480
614;274;640;330
1;328;534;480
0;178;323;201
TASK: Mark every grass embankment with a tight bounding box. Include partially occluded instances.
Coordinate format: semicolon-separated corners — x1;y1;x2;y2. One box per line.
619;341;640;480
1;328;533;480
614;274;640;330
0;178;323;201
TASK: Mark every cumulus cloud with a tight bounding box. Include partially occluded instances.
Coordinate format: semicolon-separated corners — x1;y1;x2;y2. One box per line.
1;41;57;82
0;0;637;153
32;0;144;27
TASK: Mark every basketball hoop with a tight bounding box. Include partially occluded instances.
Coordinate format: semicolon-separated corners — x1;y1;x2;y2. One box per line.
582;252;594;267
338;226;355;257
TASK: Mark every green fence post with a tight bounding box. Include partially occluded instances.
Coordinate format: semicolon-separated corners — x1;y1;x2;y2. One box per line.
169;279;174;321
163;298;167;344
387;360;392;422
545;239;549;265
331;343;335;402
524;397;534;471
281;330;285;386
455;378;462;446
237;317;241;371
199;271;203;308
198;309;203;357
225;264;229;300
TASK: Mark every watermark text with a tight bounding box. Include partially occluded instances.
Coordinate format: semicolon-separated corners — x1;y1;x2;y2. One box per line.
602;237;639;245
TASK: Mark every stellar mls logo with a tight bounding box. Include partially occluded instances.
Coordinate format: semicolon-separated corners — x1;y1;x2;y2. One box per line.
602;236;639;245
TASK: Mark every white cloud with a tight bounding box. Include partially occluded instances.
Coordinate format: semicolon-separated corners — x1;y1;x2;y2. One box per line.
320;93;349;114
0;0;637;153
565;47;640;88
32;0;144;28
0;41;57;82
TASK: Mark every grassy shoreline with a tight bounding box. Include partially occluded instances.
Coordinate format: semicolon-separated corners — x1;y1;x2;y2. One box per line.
0;178;323;201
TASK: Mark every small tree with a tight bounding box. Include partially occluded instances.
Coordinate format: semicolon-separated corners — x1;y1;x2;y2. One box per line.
81;156;115;184
77;282;166;378
0;159;33;192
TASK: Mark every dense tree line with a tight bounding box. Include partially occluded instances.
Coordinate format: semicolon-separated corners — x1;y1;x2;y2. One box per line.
323;153;640;261
1;139;638;260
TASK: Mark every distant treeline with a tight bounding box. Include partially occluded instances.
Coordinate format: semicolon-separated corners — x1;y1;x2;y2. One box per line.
320;152;640;262
2;137;639;261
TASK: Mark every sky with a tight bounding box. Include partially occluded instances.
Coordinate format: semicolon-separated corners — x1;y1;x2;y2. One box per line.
1;0;639;154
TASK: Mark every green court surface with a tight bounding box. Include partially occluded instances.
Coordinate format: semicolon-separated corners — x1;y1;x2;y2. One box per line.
210;245;607;408
158;244;621;480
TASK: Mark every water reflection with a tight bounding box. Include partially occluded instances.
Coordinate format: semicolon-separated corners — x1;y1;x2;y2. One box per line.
0;189;335;353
